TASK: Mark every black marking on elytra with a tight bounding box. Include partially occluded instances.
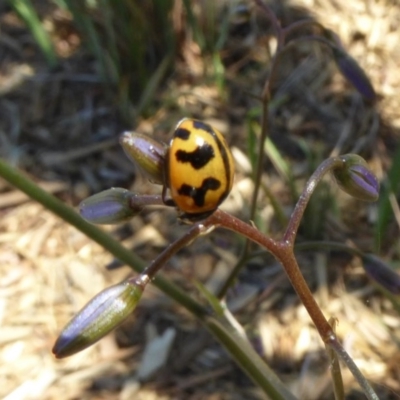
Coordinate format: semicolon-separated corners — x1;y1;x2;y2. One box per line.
178;177;221;207
219;140;231;193
192;120;232;189
175;144;215;170
175;128;191;140
193;120;215;135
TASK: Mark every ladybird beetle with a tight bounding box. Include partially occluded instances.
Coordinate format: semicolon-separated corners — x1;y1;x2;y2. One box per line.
164;118;234;220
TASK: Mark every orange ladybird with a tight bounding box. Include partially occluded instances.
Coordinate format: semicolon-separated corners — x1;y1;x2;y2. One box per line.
165;118;234;220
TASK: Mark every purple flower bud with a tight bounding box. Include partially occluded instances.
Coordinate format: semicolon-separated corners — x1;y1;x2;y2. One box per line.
362;255;400;295
53;275;148;358
332;154;379;202
120;131;167;185
79;188;143;224
332;47;376;101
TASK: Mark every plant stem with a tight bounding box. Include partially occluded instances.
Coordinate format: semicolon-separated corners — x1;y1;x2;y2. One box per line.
329;336;379;400
0;158;204;316
128;193;164;207
222;0;288;300
221;100;270;298
253;0;284;49
205;316;296;400
282;18;326;41
143;220;218;279
283;157;344;244
210;209;378;399
211;210;333;337
326;318;345;400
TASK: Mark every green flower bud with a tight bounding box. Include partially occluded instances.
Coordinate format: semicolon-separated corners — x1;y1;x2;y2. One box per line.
53;275;148;358
332;154;379;202
362;255;400;295
79;188;143;224
120;131;167;185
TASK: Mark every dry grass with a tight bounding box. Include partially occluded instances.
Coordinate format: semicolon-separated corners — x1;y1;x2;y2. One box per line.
1;0;400;399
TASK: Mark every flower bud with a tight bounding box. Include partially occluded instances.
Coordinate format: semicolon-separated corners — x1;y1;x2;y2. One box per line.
53;275;148;358
332;154;379;202
332;47;376;101
362;254;400;295
120;131;167;185
79;188;143;224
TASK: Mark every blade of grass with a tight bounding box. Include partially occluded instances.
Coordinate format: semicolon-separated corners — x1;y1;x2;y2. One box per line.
136;55;172;116
98;0;120;73
63;0;118;83
326;318;345;400
11;0;58;67
247;117;287;228
375;143;400;250
182;0;205;50
264;136;298;200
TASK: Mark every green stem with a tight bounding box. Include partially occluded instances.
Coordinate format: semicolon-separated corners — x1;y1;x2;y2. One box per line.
328;336;379;400
326;318;345;400
11;0;58;67
0;158;203;316
220;99;270;297
205;317;296;400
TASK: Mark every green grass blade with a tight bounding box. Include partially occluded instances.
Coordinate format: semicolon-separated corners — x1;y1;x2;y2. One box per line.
375;143;400;250
10;0;58;67
182;0;205;50
136;55;172;116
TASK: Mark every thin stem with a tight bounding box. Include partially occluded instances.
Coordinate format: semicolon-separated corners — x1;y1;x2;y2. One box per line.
217;245;250;298
264;34;337;99
249;100;270;221
221;100;270;298
283;157;344;245
253;0;284;50
326;318;345;400
282;18;326;41
328;335;379;400
212;209;378;399
294;241;365;257
205;317;296;400
211;210;333;337
225;0;287;301
128;193;164;208
209;210;281;255
0;158;205;317
251;240;365;260
286;34;339;50
143;220;218;279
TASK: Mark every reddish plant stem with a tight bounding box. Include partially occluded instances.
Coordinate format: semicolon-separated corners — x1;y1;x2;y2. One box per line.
210;208;378;398
128;193;164;208
142;218;218;279
209;210;334;342
283;156;344;244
